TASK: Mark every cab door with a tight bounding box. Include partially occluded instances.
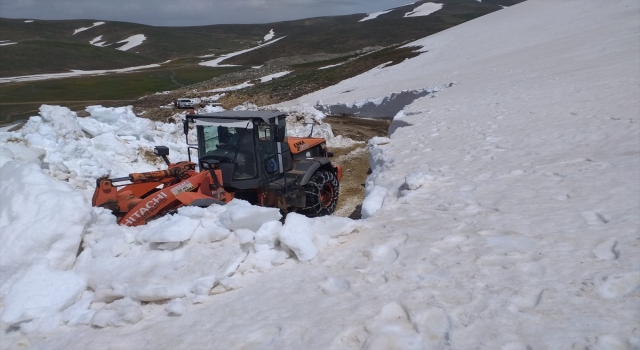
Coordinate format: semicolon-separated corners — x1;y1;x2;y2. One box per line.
256;123;281;182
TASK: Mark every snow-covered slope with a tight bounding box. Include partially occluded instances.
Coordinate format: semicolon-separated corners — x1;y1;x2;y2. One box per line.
1;0;639;348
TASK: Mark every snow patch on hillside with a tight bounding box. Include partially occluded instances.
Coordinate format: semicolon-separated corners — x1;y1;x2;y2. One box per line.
206;82;254;93
264;29;275;41
200;37;286;68
359;10;392;22
0;63;163;84
116;34;146;51
404;2;443;17
318;62;344;70
89;35;109;47
73;22;105;35
260;71;291;82
204;71;292;92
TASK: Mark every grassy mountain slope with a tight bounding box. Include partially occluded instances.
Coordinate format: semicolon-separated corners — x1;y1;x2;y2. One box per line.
224;0;502;66
0;18;262;76
0;0;524;124
0;0;521;77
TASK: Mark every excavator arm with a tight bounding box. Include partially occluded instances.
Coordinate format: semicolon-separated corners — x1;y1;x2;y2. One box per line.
92;161;231;226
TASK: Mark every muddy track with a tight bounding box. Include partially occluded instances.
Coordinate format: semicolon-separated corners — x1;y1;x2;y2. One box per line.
324;116;391;219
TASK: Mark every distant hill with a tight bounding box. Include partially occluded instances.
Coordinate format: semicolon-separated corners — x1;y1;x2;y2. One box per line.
0;0;522;77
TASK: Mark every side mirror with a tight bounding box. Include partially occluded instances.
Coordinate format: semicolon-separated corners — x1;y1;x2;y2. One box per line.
275;125;286;143
154;146;169;156
154;146;170;165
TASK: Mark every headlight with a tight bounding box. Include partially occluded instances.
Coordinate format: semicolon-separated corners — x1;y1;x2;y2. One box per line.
201;162;210;169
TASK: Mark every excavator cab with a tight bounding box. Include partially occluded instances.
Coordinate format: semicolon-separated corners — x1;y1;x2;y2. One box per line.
186;111;289;193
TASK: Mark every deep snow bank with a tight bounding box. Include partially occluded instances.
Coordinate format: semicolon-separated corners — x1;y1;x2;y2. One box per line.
1;0;638;348
0;190;358;333
0;105;188;199
315;84;453;119
0;104;360;336
0;161;93;333
279;0;640;348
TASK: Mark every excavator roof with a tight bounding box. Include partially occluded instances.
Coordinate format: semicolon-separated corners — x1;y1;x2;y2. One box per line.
191;111;286;124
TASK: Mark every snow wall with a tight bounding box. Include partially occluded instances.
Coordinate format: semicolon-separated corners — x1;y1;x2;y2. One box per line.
0;105;360;334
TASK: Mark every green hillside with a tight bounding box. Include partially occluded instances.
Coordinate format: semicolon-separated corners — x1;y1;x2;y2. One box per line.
0;0;524;124
0;0;521;77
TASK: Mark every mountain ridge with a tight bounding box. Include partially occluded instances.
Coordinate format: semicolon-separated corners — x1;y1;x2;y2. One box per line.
0;0;520;77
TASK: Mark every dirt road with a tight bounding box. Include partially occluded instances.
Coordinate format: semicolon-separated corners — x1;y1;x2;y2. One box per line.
324;116;391;219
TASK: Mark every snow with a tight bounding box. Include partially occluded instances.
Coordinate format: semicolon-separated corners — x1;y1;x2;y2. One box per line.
284;0;637;347
0;63;162;84
205;81;254;93
263;29;275;41
0;42;17;46
24;20;34;23
318;62;344;70
404;2;443;17
204;71;291;92
260;70;291;82
89;35;108;47
73;22;105;35
200;36;286;67
115;34;146;51
360;185;387;218
278;213;318;261
276;104;361;148
0;162;93;293
359;10;393;22
0;105;189;197
0;157;361;334
315;84;449;118
222;102;359;148
0;124;19;133
2;0;639;348
1;260;87;328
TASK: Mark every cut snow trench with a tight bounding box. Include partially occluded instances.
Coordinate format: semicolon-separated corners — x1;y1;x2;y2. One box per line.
316;83;454;134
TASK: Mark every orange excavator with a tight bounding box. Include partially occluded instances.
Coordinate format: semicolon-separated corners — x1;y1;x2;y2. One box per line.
92;111;342;226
